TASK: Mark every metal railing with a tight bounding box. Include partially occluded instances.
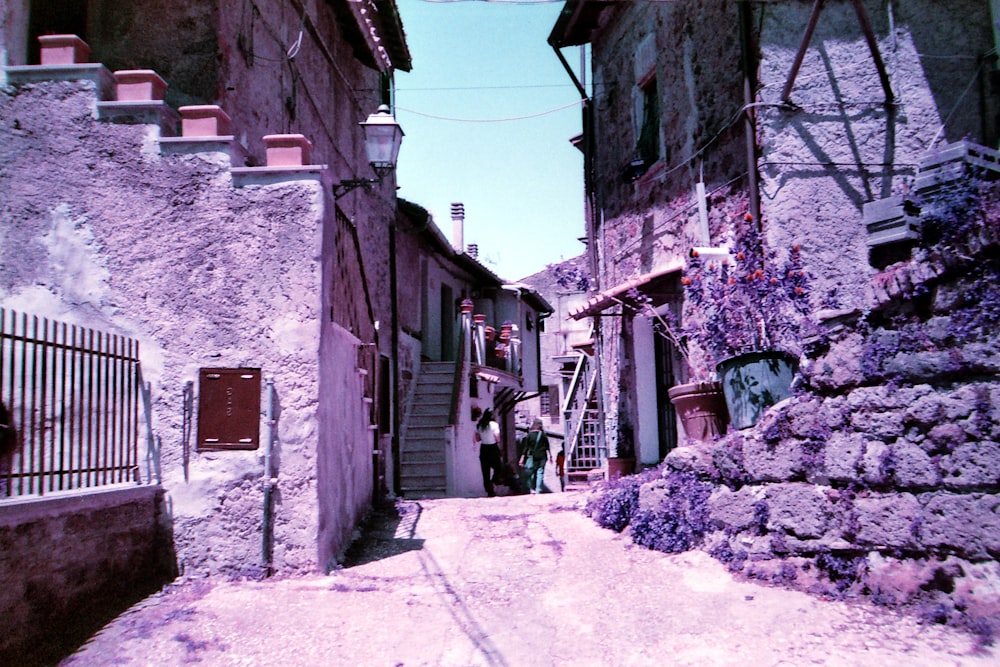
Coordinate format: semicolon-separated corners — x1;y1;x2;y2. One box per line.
0;309;142;498
562;353;604;471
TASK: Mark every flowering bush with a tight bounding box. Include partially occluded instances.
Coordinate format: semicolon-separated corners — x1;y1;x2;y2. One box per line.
682;213;812;363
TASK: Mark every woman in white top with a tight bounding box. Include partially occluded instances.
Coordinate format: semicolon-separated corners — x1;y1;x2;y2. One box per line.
474;407;502;497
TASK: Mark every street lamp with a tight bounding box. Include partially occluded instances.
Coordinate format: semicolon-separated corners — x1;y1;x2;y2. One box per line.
333;104;404;199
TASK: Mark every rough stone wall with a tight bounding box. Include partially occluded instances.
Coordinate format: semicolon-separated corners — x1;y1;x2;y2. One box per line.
0;486;174;664
658;187;1000;628
584;0;996;458
0;79;369;575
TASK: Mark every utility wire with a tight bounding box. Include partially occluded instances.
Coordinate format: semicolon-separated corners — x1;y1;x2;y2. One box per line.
395;98;584;123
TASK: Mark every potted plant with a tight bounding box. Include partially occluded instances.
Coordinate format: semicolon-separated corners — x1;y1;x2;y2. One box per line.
681;213;812;429
624;288;730;444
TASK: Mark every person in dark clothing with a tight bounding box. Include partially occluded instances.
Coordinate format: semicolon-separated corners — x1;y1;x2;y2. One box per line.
519;417;551;494
474;407;502;497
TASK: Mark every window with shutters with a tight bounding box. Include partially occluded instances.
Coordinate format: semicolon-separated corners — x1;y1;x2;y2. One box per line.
631;33;662;175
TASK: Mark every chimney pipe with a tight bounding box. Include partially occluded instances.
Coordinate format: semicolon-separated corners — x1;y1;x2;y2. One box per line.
467;243;478;259
450;202;465;253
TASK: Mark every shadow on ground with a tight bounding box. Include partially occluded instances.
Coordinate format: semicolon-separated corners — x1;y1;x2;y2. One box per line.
341;500;426;568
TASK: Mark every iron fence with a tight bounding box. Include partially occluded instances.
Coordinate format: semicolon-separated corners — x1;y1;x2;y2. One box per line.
0;309;141;498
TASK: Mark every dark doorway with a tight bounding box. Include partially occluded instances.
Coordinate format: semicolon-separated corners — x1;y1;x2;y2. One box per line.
653;330;678;461
440;284;455;361
29;0;88;64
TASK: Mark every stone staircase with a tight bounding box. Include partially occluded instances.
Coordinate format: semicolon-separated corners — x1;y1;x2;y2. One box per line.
399;361;455;497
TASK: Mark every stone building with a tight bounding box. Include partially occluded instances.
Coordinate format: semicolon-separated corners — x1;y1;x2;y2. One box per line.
549;0;998;467
0;0;415;658
394;200;552;498
550;0;1000;632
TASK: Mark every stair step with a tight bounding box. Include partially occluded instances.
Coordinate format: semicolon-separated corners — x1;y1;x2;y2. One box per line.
401;450;444;464
401;461;446;475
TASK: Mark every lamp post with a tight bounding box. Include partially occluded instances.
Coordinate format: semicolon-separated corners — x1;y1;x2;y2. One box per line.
333;104;404;199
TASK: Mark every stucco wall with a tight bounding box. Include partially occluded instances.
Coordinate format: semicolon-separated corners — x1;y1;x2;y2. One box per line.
755;0;995;311
0;78;371;575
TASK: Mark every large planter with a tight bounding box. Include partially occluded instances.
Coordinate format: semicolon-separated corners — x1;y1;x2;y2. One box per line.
606;456;635;481
667;381;729;443
716;351;798;430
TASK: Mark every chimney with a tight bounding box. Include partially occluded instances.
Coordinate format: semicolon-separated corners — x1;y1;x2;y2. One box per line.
467;243;478;259
450;202;465;253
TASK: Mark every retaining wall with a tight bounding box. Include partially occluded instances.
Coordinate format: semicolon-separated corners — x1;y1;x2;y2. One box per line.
0;485;175;665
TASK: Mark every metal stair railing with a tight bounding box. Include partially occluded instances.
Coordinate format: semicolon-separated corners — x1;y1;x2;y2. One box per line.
561;353;602;472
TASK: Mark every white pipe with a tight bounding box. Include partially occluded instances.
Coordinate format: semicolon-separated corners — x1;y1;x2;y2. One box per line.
690;246;732;263
696;182;711;245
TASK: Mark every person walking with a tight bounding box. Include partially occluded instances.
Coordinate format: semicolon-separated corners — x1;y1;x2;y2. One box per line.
519;417;551;494
474;407;503;497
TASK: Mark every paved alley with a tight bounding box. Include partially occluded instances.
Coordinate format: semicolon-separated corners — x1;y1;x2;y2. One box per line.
63;491;994;666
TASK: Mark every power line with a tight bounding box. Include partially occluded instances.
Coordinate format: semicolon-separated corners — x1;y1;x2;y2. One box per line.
395;98;584;123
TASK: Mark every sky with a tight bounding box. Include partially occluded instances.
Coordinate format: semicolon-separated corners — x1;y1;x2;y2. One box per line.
392;0;587;282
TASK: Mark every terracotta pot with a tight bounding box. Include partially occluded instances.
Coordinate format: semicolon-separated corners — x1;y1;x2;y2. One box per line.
606;456;635;481
38;35;90;65
716;351;798;429
667;381;729;443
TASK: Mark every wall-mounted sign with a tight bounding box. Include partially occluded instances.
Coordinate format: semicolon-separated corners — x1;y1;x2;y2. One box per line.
197;368;261;451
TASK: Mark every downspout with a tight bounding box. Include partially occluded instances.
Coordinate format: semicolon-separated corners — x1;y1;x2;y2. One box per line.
261;375;276;576
739;0;762;224
389;221;401;495
551;36;609;461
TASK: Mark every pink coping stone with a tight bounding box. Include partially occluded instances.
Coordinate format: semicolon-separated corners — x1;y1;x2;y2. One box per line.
178;105;232;137
263;134;313;167
38;35;91;65
114;70;168;102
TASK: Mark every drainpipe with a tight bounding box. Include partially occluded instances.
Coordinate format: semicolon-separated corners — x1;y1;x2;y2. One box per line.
262;375;276;576
390;221;401;495
739;0;762;225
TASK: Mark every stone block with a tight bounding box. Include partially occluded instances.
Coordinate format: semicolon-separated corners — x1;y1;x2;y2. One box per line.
707;485;766;533
939;441;1000;489
891;440;940;488
38;35;90;65
663;444;715;478
850;408;906;440
920;493;1000;559
637;478;669;513
784;398;824;438
854;493;920;549
114;70;168;102
179;105;232;137
864;552;937;605
823;431;864;483
743;435;804;482
904;393;944;427
766;483;834;539
926;423;967;453
263;134;313;167
860;439;892;486
805;332;868;391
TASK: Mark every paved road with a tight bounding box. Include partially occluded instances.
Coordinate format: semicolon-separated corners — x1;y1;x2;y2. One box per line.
64;492;994;666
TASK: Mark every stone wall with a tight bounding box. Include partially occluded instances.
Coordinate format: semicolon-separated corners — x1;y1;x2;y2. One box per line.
581;0;997;463
0;486;175;664
656;184;1000;633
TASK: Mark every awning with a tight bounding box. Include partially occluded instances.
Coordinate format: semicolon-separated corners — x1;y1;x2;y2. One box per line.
569;260;684;320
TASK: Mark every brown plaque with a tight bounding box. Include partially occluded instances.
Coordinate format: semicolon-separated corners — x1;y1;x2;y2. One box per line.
196;368;261;451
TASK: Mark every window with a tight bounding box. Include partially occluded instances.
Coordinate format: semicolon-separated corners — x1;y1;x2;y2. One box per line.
631;34;662;174
635;78;660;164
